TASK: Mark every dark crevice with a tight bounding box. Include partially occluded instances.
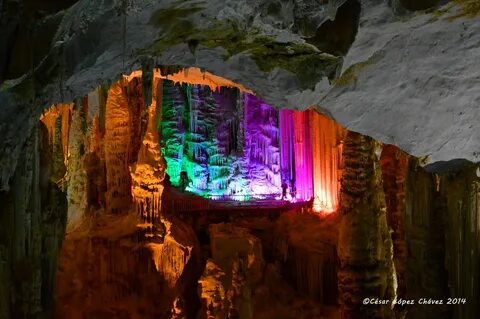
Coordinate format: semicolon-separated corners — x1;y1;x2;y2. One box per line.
306;0;361;57
399;0;443;11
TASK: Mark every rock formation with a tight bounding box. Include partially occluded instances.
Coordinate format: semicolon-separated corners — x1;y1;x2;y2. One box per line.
337;132;396;319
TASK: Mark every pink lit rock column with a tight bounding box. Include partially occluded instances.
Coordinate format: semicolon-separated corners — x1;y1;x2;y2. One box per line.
292;110;313;200
280;109;295;187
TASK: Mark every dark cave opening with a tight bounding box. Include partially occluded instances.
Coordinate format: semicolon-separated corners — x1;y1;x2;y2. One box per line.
306;0;361;56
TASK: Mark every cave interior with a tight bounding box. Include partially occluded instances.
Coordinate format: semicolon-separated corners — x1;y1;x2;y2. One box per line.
0;0;479;319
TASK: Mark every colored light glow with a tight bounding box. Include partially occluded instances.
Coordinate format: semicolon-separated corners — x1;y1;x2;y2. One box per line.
161;82;283;200
292;110;314;200
310;110;346;213
153;74;344;211
125;68;253;94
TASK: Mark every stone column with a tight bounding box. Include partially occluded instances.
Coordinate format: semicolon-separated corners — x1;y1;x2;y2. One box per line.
337;132;395;319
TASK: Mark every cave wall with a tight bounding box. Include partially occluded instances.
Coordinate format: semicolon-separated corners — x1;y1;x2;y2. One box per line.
440;166;480;319
0;122;67;319
56;215;202;319
403;161;450;318
381;149;480;319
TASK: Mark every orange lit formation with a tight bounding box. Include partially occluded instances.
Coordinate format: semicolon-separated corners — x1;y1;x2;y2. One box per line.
41;67;345;218
310;112;345;213
125;67;253;94
130;77;166;223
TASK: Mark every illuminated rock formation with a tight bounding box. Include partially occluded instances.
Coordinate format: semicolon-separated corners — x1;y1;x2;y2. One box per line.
161;81;282;200
279;109;344;207
130;77;166;222
104;80;133;215
310;111;346;213
292;110;314;200
56;214;201;319
279;109;296;190
65;101;89;226
243;94;281;196
39;104;72;181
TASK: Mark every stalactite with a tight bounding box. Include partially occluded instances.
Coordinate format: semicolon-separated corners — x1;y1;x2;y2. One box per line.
141;57;154;108
156;76;348;202
310;110;346;213
126;76;146;164
243;93;281;197
280;109;295;190
65;102;89;226
292;110;313;200
162;80;186;186
40;103;72;175
104;79;132;214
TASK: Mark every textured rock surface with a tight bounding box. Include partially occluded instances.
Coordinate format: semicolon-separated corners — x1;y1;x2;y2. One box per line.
311;0;480;164
404;161;450;318
438;164;480;319
337;132;396;319
380;144;409;318
274;211;339;305
198;224;264;319
56;214;201;319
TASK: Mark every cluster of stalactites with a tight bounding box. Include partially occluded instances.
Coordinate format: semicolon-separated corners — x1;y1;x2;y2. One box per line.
125;67;252;95
280;109;345;213
243;93;282;195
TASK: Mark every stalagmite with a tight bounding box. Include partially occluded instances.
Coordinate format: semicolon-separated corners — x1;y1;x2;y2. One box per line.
104;80;133;214
337;132;396;319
